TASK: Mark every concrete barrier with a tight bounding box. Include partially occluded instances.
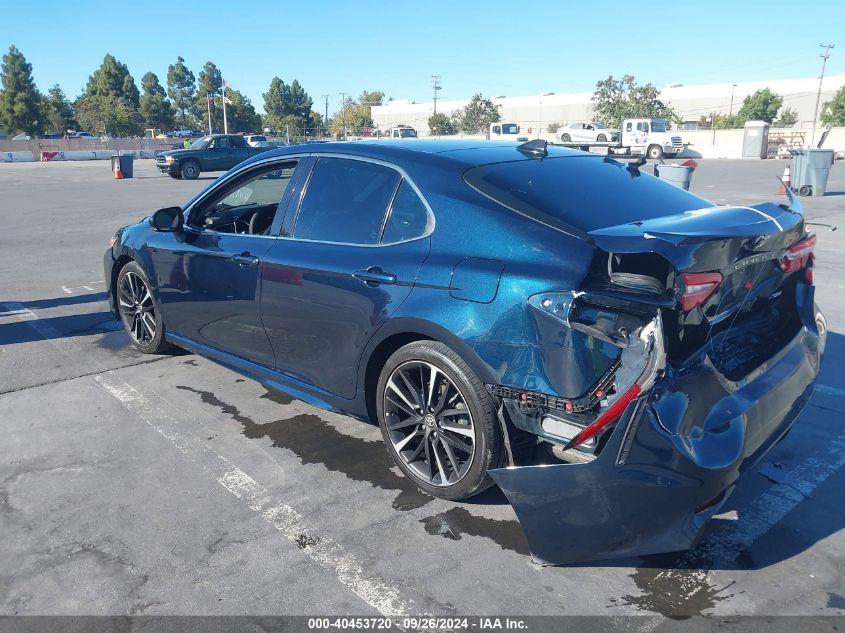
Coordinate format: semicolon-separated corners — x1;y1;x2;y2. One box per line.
1;151;35;162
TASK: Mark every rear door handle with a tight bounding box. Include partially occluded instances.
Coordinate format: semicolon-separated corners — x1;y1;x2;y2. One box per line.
353;267;397;286
231;252;260;267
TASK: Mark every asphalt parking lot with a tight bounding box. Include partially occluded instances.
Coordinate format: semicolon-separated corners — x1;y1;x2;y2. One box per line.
1;156;844;623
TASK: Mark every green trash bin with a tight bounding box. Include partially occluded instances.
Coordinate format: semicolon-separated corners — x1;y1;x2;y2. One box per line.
790;148;833;197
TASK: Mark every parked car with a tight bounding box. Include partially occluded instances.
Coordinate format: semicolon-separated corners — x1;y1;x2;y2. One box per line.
155;134;274;179
244;134;267;147
105;139;823;564
556;121;620;143
71;131;96;139
167;129;195;138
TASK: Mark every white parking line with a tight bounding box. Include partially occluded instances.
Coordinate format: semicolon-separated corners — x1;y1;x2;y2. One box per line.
2;299;415;617
61;280;105;294
94;376;414;617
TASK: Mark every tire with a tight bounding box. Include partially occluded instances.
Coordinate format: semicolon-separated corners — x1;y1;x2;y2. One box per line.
116;261;171;354
799;185;812;196
180;160;200;180
647;145;663;160
561;133;571;142
597;134;607;142
376;341;504;501
169;172;182;179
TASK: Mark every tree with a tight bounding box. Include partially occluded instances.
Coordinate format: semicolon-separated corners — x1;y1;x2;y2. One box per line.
821;85;845;126
451;93;500;134
328;90;384;135
591;75;678;129
263;76;314;133
139;72;173;131
774;106;798;127
224;89;261;133
547;121;562;134
75;94;142;136
84;54;139;106
166;56;196;127
0;45;43;136
43;84;75;134
734;88;782;125
194;61;222;130
428;112;454;135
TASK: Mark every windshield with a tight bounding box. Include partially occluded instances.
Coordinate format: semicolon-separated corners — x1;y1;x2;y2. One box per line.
464;156;709;233
398;128;417;138
650;119;669;133
189;136;211;149
502;124;519;134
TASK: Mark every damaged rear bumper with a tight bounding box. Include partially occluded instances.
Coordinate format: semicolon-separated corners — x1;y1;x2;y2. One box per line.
489;292;822;565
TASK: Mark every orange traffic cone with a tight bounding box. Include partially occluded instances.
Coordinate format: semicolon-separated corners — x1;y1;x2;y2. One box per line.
113;156;123;180
776;165;790;195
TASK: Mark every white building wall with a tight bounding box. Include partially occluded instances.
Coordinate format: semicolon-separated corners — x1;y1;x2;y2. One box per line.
372;75;845;135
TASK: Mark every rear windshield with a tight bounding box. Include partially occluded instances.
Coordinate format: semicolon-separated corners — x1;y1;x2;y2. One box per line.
464;156;710;233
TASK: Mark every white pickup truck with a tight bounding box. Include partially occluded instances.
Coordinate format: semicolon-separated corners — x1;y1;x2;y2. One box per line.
489;122;530;142
554;117;684;159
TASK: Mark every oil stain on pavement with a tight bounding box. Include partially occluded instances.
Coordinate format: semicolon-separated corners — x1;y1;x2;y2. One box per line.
420;506;529;555
175;385;432;511
619;552;736;619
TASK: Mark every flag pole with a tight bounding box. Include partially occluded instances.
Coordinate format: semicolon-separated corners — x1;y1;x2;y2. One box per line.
222;78;228;134
206;92;212;134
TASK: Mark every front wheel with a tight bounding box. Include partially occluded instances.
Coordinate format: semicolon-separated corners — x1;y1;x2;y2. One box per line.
376;341;504;500
169;172;182;179
180;160;200;180
647;145;663;160
597;134;607;142
116;261;171;354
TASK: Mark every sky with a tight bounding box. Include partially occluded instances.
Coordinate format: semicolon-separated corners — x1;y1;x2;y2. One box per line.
3;0;843;116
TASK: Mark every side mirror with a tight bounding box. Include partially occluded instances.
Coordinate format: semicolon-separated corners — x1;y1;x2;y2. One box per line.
150;206;184;232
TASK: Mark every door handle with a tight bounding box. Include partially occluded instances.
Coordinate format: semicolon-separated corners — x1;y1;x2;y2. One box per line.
353;267;397;286
231;252;260;267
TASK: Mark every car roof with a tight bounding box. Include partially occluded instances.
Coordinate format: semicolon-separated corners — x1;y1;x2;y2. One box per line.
249;138;586;169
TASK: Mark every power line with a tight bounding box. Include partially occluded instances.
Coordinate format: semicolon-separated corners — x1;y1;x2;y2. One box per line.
811;43;835;147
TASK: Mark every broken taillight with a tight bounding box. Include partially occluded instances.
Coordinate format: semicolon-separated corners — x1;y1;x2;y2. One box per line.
679;272;722;311
780;234;816;273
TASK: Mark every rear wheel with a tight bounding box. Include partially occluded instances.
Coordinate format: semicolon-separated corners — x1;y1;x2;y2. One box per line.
647;144;663;160
180;160;200;180
561;133;571;142
376;341;503;500
799;185;812;196
116;261;171;354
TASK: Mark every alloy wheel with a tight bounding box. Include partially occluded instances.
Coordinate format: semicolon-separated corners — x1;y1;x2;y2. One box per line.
382;361;475;487
118;271;157;346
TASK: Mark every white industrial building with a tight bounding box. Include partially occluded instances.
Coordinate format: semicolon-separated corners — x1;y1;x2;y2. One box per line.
372;74;845;135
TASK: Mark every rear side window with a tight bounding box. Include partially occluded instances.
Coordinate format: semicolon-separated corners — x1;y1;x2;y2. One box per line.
464;156;710;233
230;135;248;148
382;180;431;243
294;157;400;244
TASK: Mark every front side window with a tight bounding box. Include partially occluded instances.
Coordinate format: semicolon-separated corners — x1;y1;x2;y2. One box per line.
189;161;296;234
293;157;400;245
399;128;417;138
209;136;230;149
382;180;432;243
625;122;632;132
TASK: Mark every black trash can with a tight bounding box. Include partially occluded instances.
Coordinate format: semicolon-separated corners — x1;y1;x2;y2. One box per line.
110;153;134;178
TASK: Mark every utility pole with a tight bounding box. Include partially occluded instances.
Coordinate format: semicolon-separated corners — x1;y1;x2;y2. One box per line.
206;92;212;134
321;94;330;136
340;92;347;140
728;83;737;117
811;43;834;147
431;74;441;114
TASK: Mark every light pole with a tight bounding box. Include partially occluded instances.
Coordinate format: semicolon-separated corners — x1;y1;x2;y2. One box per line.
811;43;835;147
728;83;737;117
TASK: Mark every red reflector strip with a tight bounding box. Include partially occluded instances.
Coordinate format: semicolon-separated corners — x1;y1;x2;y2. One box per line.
563;384;641;451
679;272;722;311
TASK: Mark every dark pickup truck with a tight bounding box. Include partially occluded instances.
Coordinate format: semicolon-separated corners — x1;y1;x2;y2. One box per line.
155;134;273;180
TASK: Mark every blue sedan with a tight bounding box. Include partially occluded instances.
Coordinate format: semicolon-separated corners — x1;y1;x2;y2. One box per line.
104;139;823;564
